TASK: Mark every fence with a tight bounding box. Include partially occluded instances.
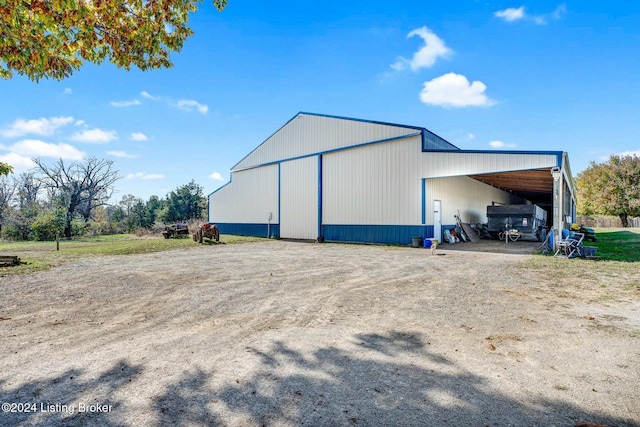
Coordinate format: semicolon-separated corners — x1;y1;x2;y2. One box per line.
577;215;640;228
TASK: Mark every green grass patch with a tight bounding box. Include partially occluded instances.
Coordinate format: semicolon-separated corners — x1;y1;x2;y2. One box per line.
0;234;266;276
583;228;640;262
623;282;640;291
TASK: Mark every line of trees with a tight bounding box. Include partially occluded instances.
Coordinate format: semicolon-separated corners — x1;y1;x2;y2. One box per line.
576;154;640;227
0;157;207;241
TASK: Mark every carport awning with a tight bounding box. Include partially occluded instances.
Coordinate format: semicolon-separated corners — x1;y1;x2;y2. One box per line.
469;168;553;205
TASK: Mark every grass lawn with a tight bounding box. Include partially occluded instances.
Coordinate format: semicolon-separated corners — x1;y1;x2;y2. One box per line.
583;228;640;262
526;228;640;289
0;233;265;276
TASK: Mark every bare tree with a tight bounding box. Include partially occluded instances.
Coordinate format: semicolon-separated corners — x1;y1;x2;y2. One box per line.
34;157;120;238
15;172;42;211
0;176;16;237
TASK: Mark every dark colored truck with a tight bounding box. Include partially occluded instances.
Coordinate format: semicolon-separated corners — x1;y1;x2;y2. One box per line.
487;204;547;241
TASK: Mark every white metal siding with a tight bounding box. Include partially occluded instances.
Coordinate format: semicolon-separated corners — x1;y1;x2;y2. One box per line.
422;152;558;177
233;114;419;171
425;176;524;225
280;156;318;239
323;136;423;225
209;165;278;224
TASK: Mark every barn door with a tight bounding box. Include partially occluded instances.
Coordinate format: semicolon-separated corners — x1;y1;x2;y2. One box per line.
280;157;318;239
433;200;442;243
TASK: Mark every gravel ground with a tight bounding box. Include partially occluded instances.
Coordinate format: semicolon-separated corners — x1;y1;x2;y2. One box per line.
0;240;639;426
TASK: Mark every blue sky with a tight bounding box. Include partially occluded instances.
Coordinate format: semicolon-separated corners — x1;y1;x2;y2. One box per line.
1;1;639;202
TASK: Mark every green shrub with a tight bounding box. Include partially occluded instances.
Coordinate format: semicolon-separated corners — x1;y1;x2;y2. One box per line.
71;218;86;237
31;211;64;241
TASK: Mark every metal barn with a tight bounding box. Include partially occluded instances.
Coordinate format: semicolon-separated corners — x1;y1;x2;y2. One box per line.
208;113;576;244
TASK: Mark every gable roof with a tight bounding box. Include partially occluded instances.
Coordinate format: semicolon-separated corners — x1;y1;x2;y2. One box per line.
231;112;459;171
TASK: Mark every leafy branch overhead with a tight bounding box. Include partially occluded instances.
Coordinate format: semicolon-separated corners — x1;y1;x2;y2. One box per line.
0;162;13;176
0;0;228;81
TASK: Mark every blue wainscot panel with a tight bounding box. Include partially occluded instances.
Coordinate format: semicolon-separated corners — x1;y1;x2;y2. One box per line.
322;225;434;245
213;223;280;238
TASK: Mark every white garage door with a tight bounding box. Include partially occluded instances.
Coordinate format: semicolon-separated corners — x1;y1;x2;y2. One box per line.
280;156;318;240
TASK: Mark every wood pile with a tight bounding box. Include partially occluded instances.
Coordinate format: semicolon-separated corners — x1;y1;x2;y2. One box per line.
0;255;22;267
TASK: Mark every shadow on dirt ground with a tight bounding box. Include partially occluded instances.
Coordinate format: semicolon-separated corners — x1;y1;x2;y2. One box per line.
1;332;633;426
436;239;542;255
0;360;142;426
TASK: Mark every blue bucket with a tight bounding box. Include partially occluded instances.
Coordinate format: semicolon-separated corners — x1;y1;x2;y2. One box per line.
423;239;432;248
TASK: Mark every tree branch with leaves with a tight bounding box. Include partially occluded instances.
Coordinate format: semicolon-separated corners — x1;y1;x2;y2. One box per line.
1;0;228;81
0;162;13;176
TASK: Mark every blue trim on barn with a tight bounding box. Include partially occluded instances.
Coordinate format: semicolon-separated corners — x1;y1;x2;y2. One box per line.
215;223;280;238
318;155;323;239
212;222;461;245
323;225;434;245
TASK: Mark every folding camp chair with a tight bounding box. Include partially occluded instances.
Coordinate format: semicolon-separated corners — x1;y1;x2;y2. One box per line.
554;232;584;258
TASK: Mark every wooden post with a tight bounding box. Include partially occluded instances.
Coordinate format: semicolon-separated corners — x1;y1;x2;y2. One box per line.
56;233;59;251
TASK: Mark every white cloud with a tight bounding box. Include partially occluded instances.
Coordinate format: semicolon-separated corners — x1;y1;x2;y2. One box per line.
494;7;525;22
75;120;86;127
552;4;567;20
107;150;138;159
533;16;547;25
5;139;86;159
110;99;141;107
495;4;566;25
140;90;209;114
391;26;453;71
489;140;517;149
64;88;72;94
0;152;35;171
176;99;209;114
420;73;496;108
616;149;640;157
1;116;74;138
468;133;475;140
126;172;165;180
209;171;224;181
130;132;148;141
141;91;158;100
70;128;118;143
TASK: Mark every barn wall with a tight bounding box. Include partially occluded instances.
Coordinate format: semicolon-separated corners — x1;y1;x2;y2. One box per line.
323;135;423;226
280;156;318;239
424;176;524;226
208;164;279;235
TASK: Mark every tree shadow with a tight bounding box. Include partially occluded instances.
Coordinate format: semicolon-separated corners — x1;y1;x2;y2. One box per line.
200;239;225;246
153;331;636;427
438;239;542;255
0;360;141;426
1;332;636;426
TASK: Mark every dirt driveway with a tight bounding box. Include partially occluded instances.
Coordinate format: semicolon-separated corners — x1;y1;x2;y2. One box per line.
1;240;639;426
